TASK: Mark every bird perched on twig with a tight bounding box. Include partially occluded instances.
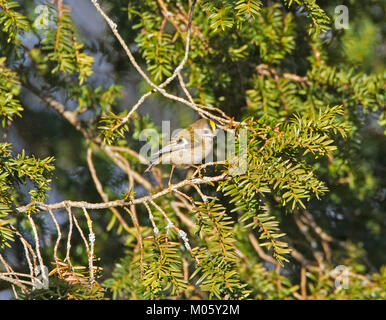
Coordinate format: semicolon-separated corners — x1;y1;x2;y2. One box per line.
145;118;217;185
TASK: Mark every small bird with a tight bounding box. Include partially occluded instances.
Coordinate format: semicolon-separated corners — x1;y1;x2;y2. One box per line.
145;118;217;185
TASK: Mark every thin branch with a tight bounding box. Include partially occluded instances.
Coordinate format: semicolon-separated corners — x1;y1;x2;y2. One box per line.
102;145;153;191
10;226;36;279
82;208;95;286
91;0;240;131
0;254;20;296
73;213;90;252
300;266;307;299
27;213;48;288
17;174;228;213
64;206;74;270
23;81;154;191
171;201;196;232
107;0;198;131
47;208;62;264
124;207;144;277
150;200;197;261
0;275;31;289
248;232;277;265
143;201;159;235
87;147;132;232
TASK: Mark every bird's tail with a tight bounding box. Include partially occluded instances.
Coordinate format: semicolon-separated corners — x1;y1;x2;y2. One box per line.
144;158;159;173
144;162;154;173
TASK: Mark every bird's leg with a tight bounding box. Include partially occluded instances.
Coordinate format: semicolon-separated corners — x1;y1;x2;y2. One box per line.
192;164;203;178
168;164;175;187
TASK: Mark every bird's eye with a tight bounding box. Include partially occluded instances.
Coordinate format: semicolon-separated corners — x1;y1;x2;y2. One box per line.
177;138;184;144
203;129;211;134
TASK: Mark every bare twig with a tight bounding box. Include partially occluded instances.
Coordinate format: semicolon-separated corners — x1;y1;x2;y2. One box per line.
80;208;96;286
124;207;144;277
27;213;48;288
143;201;159;235
91;0;201;132
10;226;36;279
0;254;20;296
300;266;307;299
87;147;132;232
64;206;74;271
150;200;197;261
18;174;228;213
47;208;62;265
171;201;196;232
248;233;277;265
91;0;241;131
0;274;31;289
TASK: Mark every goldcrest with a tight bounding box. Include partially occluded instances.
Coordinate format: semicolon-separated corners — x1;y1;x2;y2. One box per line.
145;118;217;172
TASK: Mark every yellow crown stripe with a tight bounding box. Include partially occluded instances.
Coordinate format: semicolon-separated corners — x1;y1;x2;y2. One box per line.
209;120;216;133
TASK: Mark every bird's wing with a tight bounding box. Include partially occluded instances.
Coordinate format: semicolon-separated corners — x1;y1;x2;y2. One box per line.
153;133;201;158
145;133;202;172
154;137;189;157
